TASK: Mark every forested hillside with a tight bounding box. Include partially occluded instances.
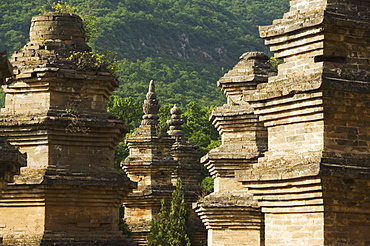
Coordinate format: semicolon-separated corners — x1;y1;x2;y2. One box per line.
0;0;289;106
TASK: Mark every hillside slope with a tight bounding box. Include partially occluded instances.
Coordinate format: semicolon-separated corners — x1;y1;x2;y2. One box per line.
0;0;289;106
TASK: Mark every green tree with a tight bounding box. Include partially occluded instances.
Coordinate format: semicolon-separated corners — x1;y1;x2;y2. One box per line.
182;101;220;157
147;178;193;246
107;95;142;129
147;199;170;246
106;95;143;169
158;103;174;132
0;0;289;112
200;176;214;193
0;89;5;108
168;178;192;246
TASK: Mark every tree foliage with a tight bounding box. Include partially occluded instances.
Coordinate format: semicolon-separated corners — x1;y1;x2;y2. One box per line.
0;0;289;109
107;95;142;129
182;102;219;157
147;199;170;246
0;0;289;62
39;0;77;13
168;178;192;246
0;92;4;108
147;178;193;246
114;57;226;107
106;95;142;169
200;176;214;193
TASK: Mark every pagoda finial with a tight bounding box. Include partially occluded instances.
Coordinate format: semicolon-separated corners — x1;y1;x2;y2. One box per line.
167;104;185;140
142;80;160;125
148;79;155;94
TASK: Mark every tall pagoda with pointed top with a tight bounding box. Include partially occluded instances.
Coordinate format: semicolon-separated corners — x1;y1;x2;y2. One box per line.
122;80;178;245
167;104;206;244
122;82;206;245
167;104;202;199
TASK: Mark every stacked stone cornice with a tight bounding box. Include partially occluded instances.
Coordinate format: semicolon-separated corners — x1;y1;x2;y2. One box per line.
262;1;370;82
196;192;261;229
201;53;272;192
218;52;275;105
195;52;274;245
202;104;265;183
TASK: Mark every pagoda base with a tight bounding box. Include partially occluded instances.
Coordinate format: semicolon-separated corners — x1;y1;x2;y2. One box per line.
0;182;135;246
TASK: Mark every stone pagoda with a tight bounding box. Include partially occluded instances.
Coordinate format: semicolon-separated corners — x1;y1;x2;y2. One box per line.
122;81;206;245
0;12;135;246
195;52;275;246
167;104;202;198
196;0;370;245
122;80;178;245
0;50;26;198
166;104;206;244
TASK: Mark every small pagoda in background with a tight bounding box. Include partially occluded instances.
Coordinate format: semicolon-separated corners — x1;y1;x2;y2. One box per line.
122;81;206;245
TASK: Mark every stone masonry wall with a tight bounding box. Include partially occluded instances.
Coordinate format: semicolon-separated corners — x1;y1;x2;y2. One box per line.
264;213;324;245
246;0;370;245
195;52;274;246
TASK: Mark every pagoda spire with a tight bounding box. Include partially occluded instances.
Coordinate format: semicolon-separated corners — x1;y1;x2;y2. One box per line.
142;80;160;125
167;104;185;140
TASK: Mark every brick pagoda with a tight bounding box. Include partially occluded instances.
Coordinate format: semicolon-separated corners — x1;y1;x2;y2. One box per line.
0;12;135;246
123;81;205;245
196;1;370;245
